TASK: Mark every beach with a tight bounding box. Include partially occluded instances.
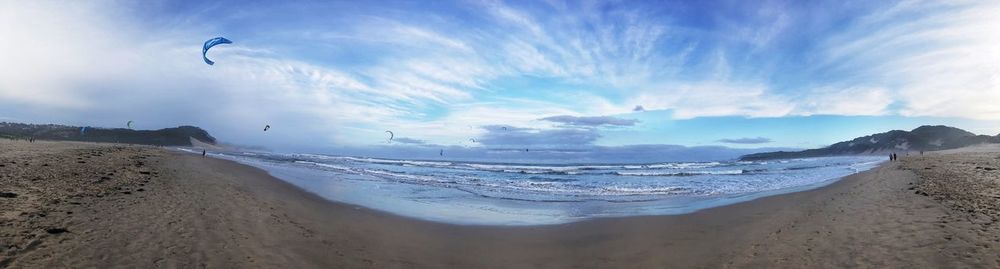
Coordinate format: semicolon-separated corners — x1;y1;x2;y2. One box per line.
2;141;999;268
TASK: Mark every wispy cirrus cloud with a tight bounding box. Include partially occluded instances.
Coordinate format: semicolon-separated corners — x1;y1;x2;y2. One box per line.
629;82;794;119
813;1;1000;120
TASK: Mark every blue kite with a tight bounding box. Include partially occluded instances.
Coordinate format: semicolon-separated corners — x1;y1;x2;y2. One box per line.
202;37;232;65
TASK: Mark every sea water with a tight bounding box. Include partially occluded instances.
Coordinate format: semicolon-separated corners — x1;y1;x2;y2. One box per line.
179;148;883;225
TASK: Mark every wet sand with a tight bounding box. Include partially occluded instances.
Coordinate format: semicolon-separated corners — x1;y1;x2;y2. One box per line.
2;140;998;268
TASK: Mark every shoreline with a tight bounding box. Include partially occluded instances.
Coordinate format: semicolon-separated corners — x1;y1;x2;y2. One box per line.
202;148;885;226
3;141;997;268
200;152;864;228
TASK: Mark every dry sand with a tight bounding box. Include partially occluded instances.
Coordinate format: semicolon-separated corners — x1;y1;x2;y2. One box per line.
2;140;999;268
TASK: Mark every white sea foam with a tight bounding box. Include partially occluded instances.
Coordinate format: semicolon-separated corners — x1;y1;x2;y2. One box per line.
615;170;745;176
206;150;885;225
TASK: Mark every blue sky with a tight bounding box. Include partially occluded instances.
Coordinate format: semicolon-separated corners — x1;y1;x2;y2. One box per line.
1;0;999;154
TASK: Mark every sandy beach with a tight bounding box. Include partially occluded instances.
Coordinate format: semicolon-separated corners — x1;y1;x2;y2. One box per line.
2;140;999;268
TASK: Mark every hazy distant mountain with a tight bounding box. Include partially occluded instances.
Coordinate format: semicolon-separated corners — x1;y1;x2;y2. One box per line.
0;122;215;146
740;125;998;161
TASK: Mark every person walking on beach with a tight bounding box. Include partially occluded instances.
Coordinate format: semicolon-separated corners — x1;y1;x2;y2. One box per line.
202;149;206;157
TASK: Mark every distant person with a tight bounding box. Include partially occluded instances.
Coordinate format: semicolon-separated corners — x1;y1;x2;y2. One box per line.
893;153;898;161
890;154;894;162
202;149;206;157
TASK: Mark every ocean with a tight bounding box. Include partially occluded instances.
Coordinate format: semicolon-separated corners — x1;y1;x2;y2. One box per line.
179;148;884;225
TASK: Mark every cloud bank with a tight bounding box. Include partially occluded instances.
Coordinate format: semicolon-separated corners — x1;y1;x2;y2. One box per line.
392;137;426;145
476;127;601;148
539;115;639;127
716;137;773;144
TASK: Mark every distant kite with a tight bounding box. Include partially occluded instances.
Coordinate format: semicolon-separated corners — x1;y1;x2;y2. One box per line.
202;37;232;65
264;125;270;132
126;121;134;129
469;138;477;143
385;131;394;143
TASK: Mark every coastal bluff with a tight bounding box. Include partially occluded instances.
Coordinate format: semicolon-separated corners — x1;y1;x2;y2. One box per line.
0;122;215;147
741;125;1000;161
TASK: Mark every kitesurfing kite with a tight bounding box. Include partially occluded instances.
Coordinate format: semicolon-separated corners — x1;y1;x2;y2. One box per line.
202;37;232;65
126;121;134;129
264;125;270;132
385;131;394;143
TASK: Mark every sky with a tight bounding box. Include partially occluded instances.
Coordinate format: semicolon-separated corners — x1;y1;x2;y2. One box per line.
2;0;1000;156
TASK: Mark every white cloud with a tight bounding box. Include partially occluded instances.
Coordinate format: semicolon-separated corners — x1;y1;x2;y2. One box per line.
0;1;137;109
0;1;487;148
819;1;1000;119
630;82;795;119
794;87;894;116
4;0;1000;150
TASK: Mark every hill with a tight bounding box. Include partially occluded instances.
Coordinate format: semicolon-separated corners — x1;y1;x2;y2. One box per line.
0;122;216;146
740;125;998;161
